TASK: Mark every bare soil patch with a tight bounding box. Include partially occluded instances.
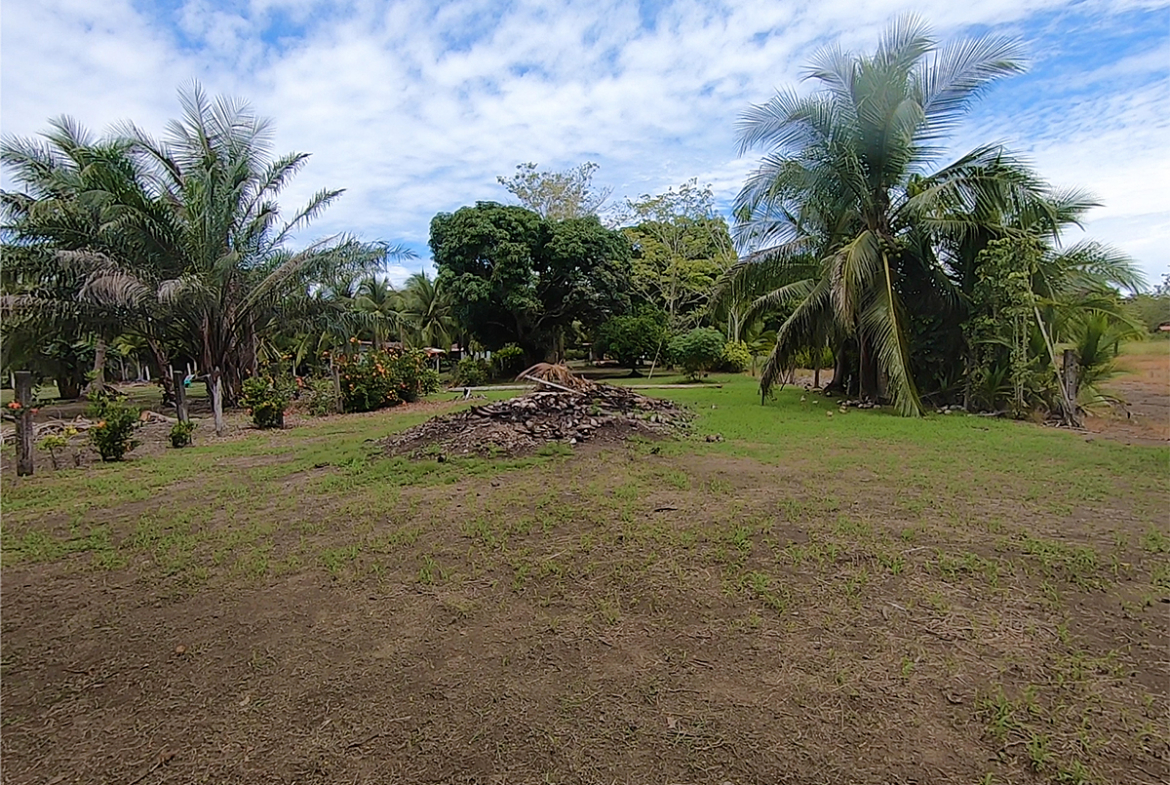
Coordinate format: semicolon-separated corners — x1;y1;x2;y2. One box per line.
2;439;1166;785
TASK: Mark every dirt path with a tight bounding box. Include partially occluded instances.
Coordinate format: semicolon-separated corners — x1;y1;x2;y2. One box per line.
1087;341;1170;443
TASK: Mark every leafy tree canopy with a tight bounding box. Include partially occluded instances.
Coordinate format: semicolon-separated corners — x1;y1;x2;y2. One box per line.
431;202;632;362
497;162;612;221
618;180;735;327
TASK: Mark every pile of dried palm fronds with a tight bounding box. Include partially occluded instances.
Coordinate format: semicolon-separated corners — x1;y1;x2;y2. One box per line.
515;363;595;392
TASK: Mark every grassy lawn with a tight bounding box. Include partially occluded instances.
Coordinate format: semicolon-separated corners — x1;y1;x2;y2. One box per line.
1;376;1167;784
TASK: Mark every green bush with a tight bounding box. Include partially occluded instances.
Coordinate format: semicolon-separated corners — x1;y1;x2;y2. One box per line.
307;378;339;416
87;399;140;461
336;350;400;412
169;420;196;448
335;348;442;412
719;340;751;373
391;349;442;402
455;357;490;387
492;344;527;378
668;327;726;380
596;311;668;370
240;377;289;429
794;345;834;369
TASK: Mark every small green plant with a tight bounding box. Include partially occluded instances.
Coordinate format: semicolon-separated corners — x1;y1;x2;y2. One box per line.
492;344;526;378
87;399;140;461
306;377;339;416
37;434;69;469
668;327;726;380
239;377;288;429
169;420;196;448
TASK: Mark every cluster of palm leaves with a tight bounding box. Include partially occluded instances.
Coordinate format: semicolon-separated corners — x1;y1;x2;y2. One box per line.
718;18;1143;416
1;84;433;431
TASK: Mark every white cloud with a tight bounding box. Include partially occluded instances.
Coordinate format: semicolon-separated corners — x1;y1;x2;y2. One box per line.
3;0;1168;284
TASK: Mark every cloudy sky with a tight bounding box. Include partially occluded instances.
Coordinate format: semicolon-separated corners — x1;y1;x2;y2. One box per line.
3;0;1167;287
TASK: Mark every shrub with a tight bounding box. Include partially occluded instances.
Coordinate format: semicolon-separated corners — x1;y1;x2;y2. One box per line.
596;311;668;371
169;420;196;448
239;377;289;429
492;344;527;378
794;345;834;369
455;357;490;387
391;349;442;402
38;434;69;469
719;340;751;373
87;399;140;461
307;378;339;416
668;327;726;380
336;348;442;412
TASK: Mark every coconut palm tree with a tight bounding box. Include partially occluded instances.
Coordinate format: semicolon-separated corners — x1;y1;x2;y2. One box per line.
735;17;1036;414
400;271;455;349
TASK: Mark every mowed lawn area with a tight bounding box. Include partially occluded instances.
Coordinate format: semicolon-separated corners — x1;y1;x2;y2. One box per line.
1;376;1167;785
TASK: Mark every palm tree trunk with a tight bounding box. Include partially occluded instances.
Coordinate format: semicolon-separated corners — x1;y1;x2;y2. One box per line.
146;338;174;402
859;336;880;401
83;336;109;396
211;367;225;436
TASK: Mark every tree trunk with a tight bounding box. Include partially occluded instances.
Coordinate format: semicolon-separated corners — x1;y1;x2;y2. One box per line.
824;342;851;396
83;336;109;396
146;338;174;402
211;368;225;436
813;365;820;390
56;374;82;400
859;336;880;401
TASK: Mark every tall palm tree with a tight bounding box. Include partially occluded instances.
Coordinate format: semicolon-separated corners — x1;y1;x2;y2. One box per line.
735;18;1035;414
0;118;176;398
354;276;405;346
85;84;397;433
400;271;455;349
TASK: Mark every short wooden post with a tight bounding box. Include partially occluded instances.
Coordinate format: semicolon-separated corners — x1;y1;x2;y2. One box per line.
331;362;344;414
1062;349;1078;406
172;370;188;423
15;371;34;476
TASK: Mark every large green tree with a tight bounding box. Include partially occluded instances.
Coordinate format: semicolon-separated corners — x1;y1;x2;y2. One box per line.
730;19;1142;416
620;180;736;330
431;202;632;363
1;118;180;398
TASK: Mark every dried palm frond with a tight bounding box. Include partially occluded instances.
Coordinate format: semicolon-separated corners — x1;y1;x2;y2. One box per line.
516;363;594;392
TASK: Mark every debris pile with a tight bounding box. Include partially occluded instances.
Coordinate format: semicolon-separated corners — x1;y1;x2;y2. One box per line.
382;381;690;458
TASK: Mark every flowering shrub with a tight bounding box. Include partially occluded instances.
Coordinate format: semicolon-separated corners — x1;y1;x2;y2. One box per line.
87;399;140;461
336;347;442;413
239;377;289;429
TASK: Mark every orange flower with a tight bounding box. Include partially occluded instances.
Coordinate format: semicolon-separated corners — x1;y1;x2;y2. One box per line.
96;420;106;428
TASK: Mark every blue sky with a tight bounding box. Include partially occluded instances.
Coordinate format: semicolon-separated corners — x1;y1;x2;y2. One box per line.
3;0;1168;287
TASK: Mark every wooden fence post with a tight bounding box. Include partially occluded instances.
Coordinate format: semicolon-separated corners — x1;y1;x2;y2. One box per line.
172;370;188;423
1062;349;1078;410
331;362;344;414
15;371;34;477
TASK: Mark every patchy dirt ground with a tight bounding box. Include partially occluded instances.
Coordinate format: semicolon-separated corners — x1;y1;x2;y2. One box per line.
3;418;1167;785
1085;341;1170;444
3;371;1168;784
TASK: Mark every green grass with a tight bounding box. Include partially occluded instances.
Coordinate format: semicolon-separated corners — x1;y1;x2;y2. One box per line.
2;372;1167;782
